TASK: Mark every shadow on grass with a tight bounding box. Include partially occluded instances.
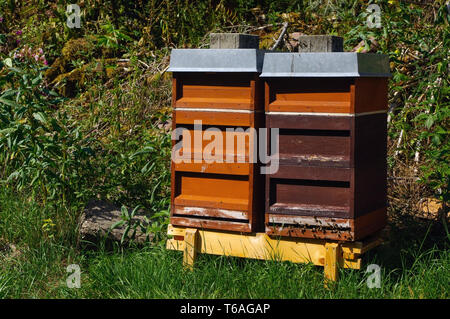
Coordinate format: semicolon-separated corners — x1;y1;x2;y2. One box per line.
366;211;449;274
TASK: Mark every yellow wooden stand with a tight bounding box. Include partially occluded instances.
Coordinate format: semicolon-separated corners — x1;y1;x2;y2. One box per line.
166;224;383;284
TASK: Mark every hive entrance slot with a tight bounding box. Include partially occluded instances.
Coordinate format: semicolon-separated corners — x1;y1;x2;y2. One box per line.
279;128;350;137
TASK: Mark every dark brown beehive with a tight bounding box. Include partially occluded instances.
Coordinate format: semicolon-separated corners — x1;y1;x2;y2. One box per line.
168;49;265;233
261;52;391;241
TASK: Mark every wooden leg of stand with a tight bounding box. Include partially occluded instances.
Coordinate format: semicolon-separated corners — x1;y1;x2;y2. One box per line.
183;228;198;270
324;242;340;287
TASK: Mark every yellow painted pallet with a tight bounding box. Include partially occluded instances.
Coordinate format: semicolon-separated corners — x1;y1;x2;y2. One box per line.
166;224;383;284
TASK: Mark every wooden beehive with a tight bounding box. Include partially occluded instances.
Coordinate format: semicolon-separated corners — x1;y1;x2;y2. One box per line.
168;49;264;233
261;52;391;241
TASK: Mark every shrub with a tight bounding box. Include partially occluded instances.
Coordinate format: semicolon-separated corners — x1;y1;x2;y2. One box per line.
0;49;94;203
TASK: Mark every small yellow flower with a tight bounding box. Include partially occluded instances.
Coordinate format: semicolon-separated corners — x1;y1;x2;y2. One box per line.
42;218;56;230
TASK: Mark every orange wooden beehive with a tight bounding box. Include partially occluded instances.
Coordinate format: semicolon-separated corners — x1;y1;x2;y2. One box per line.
168;49;265;233
261;52;391;241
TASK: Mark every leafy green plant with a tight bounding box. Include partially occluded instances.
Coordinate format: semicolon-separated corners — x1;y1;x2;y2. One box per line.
110;205;146;244
0;52;94;203
96;21;133;53
110;204;170;245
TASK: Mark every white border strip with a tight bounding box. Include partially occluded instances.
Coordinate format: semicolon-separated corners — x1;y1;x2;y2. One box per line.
266;110;387;117
174;109;387;116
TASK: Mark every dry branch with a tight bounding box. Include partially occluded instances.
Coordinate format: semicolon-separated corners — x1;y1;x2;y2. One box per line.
271;22;288;50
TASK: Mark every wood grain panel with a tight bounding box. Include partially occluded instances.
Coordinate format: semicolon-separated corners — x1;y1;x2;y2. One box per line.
266;77;388;114
267;113;387;168
353;112;387;165
174;72;263;110
267;113;352;130
278;128;351;166
174;206;249;220
174;194;248;211
270;165;351;182
266;225;354;241
269;98;350;113
353;162;387;218
268;203;350;219
266;206;386;241
266;78;353;113
171;216;251;232
174;110;255;127
174;126;253;162
267;213;351;228
353;77;388;113
352;207;387;240
177;172;249;200
270;178;351;210
174;162;250;176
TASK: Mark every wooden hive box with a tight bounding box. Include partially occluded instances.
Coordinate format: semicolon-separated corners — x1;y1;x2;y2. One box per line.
261;52;391;241
168;49;265;233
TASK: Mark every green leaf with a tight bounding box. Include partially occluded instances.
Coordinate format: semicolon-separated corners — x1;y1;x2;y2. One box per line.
130;205;141;218
121;205;129;219
0;89;17;99
0;97;20;108
32;74;42;85
121;224;131;244
111;220;125;230
33;112;48;124
0;128;16;135
425;115;434;129
432;135;441;145
3;58;12;68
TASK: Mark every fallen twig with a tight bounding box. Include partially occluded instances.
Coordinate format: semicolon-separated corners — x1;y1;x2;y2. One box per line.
117;58;150;69
160;65;169;75
271;22;288;51
394;129;404;157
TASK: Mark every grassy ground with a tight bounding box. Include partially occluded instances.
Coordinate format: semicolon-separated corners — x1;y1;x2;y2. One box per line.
0;189;448;299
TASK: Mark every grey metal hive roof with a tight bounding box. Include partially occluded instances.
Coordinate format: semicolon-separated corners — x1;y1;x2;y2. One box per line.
168;49;264;73
260;52;391;77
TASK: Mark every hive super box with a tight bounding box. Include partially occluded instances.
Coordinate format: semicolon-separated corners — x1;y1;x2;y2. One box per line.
168;49;265;233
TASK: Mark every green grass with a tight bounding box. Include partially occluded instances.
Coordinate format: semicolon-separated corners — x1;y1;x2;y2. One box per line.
0;189;448;299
